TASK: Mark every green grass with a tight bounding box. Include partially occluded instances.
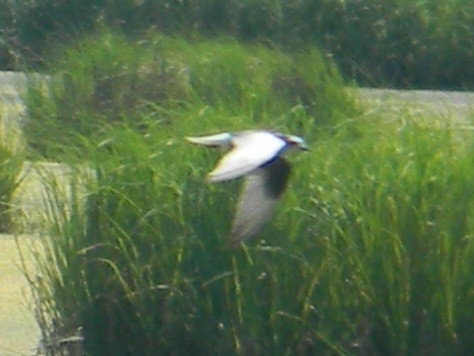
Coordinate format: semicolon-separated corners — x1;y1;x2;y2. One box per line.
0;104;25;232
24;34;474;354
24;33;350;160
32;112;474;355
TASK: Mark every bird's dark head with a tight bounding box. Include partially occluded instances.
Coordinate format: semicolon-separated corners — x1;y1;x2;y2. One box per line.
282;134;309;151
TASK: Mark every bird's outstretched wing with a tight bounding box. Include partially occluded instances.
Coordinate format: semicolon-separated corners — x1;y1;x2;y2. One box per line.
185;132;233;147
207;131;287;182
230;157;291;245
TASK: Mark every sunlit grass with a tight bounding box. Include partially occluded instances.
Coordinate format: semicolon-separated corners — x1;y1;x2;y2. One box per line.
0;103;25;232
24;34;474;354
30;109;474;354
23;33;351;160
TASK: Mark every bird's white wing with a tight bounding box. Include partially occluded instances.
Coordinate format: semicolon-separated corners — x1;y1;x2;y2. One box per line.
230;157;291;245
208;131;286;182
185;132;233;147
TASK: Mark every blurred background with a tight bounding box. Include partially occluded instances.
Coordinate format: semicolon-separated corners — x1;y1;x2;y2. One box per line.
1;0;473;89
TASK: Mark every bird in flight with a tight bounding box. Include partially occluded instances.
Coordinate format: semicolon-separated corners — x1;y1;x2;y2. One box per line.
186;130;308;246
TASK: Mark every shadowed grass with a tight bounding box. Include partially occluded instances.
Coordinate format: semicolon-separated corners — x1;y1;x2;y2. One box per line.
30;108;474;354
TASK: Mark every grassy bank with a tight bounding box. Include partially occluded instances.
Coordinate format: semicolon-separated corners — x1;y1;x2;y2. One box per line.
24;33;351;160
23;34;474;354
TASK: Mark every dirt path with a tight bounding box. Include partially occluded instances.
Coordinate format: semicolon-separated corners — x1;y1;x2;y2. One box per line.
0;235;39;356
352;87;474;122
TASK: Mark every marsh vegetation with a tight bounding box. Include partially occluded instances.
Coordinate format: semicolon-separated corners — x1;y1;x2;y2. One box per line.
23;34;474;354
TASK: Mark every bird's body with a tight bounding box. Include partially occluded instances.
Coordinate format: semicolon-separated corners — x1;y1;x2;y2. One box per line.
186;130;307;245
